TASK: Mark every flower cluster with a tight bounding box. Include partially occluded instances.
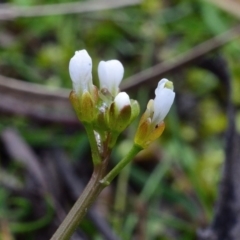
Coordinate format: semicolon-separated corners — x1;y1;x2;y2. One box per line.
69;50;139;147
69;49;175;149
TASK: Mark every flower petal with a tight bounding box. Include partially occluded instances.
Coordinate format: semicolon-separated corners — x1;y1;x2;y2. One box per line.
98;61;108;89
154;78;169;95
114;92;130;111
69;50;92;93
152;88;175;124
98;60;124;96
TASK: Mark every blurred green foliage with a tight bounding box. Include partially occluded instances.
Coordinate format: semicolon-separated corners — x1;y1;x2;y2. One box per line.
1;0;240;239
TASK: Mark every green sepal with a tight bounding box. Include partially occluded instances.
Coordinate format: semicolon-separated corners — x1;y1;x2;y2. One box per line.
99;88;113;105
69;90;82;121
129;100;140;122
93;107;110;133
108;102;131;133
80;91;96;123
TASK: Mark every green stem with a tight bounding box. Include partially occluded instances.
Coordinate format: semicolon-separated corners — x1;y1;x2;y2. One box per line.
51;144;141;240
50;162;108;240
101;144;142;186
84;123;101;165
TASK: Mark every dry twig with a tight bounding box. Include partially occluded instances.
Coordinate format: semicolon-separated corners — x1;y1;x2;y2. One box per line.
1;25;240;124
1;128;48;191
0;0;141;20
121;24;240;91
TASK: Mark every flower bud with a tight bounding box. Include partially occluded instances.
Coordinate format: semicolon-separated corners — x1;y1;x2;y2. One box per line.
69;50;93;94
108;92;131;132
134;78;175;148
104;92;131;147
98;60;124;97
152;78;175;125
114;92;131;112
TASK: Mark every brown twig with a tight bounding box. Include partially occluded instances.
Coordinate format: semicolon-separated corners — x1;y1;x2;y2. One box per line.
0;128;84;238
1;128;47;192
197;55;240;240
1;24;240;124
0;75;78;126
0;0;141;20
121;24;240;91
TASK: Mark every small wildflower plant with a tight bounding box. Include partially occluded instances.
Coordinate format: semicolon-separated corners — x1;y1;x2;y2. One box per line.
51;49;175;240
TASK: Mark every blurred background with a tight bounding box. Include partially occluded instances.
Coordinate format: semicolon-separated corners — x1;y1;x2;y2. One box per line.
1;0;240;239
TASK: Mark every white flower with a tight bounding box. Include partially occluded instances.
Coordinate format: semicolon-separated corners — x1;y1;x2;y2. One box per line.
114;92;130;111
152;78;175;124
98;60;124;96
69;50;92;93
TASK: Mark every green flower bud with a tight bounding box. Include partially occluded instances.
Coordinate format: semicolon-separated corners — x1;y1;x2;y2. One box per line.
108;92;131;133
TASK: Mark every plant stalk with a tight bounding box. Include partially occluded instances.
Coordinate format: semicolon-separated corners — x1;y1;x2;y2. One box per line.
51;144;142;240
100;144;142;186
50;162;107;240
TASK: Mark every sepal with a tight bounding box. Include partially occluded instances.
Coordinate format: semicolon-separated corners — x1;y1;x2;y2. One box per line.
134;117;151;148
69;91;81;120
80;91;96;123
108;102;132;133
129;100;140;123
69;90;97;123
134;119;165;149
